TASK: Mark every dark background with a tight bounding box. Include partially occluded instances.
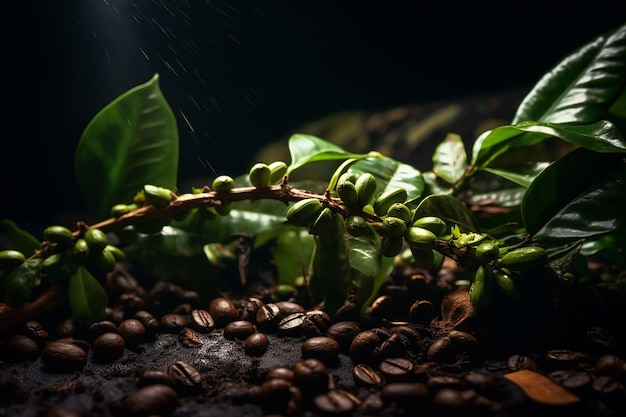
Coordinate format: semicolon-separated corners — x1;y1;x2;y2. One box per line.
1;1;623;235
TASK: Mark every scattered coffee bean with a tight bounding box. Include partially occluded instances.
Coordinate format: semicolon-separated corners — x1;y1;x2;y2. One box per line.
408;300;435;325
391;325;421;351
544;349;578;370
209;297;239;328
506;354;538;372
92;332;125;363
167;360;202;393
160;313;188;334
41;340;87;372
134;310;160;339
117;319;146;348
353;363;384;388
379;332;409;359
349;330;380;364
426;337;455;362
256;303;282;332
122;384;178;417
118;292;149;314
427;375;465;392
432;387;468;412
265;367;294;382
4;334;40;362
333;301;360;322
548;369;592;393
190;309;214;333
239;297;263;323
278;312;308;337
260;378;295;414
21;321;49;345
292;358;330;398
313;389;357;415
326;321;360;354
379;357;414;383
275;301;305;316
305;310;331;335
224;320;256;340
244;333;269;356
592;375;625;398
595;354;626;380
55;319;76;338
371;327;392;342
88;320;117;341
137;369;176;388
301;336;340;366
381;382;429;406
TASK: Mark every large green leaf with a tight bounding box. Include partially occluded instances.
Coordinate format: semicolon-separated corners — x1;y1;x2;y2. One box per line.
483;162;549;188
523;147;625;236
470;120;625;171
432;133;467;185
67;266;108;324
512;23;626;125
348;156;425;207
287;134;367;174
272;226;316;287
75;74;179;221
0;219;41;256
2;259;41;306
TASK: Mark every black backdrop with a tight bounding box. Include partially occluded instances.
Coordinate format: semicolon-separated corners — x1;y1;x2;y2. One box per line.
1;1;623;235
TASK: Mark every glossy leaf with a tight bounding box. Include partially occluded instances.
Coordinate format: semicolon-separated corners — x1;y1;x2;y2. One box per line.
0;219;40;257
287;134;367;174
272;226;316;286
483;162;549;188
523;147;625;236
432;133;467;185
532;162;626;245
67;266;108;324
470;120;625;171
513;23;626;125
2;259;41;306
75;74;179;221
413;194;479;233
348;156;425;207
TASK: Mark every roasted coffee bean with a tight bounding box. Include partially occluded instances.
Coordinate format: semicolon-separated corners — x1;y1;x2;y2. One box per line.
353;363;384;388
432;387;468;412
244;333;269;356
190;309;215;333
548;369;592;394
137;369;176;388
21;321;49;345
379;332;409;359
448;330;479;353
333;301;360;323
391;325;421;351
586;326;619;354
41;340;87;372
305;310;331;335
408;299;435;325
426;337;455;362
224;320;256;340
88;320;118;341
349;330;380;364
544;349;579;370
118;292;149;314
463;371;498;395
4;334;41;362
278;312;308;336
209;297;239;328
275;301;305;316
368;295;398;320
122;384;178;417
55;319;76;338
379;357;415;383
381;382;429;406
371;327;392;342
595;354;626;380
326;321;360;354
105;307;125;325
256;303;282;332
265;367;294;382
172;303;193;315
302;336;340;366
313;389;357;415
506;354;538;372
92;332;125;362
413;362;437;383
427;375;465;392
160;313;188;334
292;358;330;398
361;392;384;413
260;378;295;414
167;360;202;393
134;310;160;339
118;319;146;348
592;375;625;397
178;328;202;348
239;297;263;322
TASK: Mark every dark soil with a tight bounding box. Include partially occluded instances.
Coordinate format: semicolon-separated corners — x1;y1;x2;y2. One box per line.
1;91;625;417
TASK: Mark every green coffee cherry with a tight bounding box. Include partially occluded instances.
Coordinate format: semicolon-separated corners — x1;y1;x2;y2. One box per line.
337;180;358;208
212;175;235;192
373;188;408;216
309;207;336;236
355;173;377;207
404;226;437;250
411;216;447;237
268;161;288;184
215;202;233;216
499;246;548;270
43;225;74;246
111;203;133;217
286;198;323;227
346;215;369;237
249;163;272;188
0;249;26;270
39;253;68;283
474;242;499;264
382;216;407;237
143;184;174;207
84;228;108;250
72;238;90;260
91;247;116;273
337;172;358;186
410;247;435;270
382;235;404;258
105;245;125;262
386;203;411;223
469;265;493;310
493;268;521;299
